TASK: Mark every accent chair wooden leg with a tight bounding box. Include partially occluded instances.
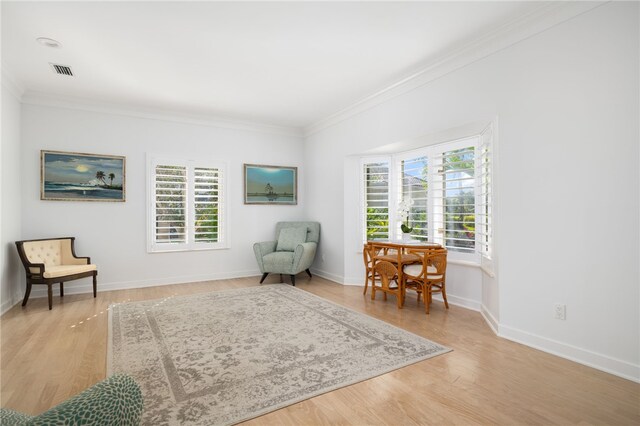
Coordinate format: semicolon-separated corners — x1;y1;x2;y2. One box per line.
93;273;97;298
363;273;368;295
305;269;312;278
47;285;53;310
60;282;64;297
279;274;283;283
22;282;32;307
259;273;269;284
290;275;296;286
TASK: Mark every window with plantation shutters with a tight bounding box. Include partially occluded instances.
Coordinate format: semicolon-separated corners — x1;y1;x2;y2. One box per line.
477;124;493;259
431;143;477;254
148;156;226;252
362;160;390;242
397;154;429;241
360;126;493;262
193;167;222;243
154;165;187;244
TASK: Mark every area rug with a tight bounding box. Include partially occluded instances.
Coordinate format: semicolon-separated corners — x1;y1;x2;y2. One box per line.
107;284;451;425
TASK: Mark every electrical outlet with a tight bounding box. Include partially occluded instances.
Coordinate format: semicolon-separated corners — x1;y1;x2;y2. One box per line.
554;303;566;320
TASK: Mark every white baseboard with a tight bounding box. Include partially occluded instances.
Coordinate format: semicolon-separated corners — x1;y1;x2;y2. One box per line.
480;304;500;335
431;293;480;312
479;307;640;383
310;268;345;284
23;269;262;299
1;295;22;316
497;323;639;383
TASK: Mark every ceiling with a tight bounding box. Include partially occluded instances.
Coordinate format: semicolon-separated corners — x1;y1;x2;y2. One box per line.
2;1;549;129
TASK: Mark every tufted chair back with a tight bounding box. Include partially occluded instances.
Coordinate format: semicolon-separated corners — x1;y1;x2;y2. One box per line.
23;239;63;266
21;238;82;275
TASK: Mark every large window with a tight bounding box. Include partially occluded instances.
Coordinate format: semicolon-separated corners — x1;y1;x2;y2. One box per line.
361;127;492;261
362;160;390;240
148;156;226;252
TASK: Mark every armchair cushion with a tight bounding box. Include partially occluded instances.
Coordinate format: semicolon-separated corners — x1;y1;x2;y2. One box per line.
263;251;295;273
42;264;97;279
276;227;307;252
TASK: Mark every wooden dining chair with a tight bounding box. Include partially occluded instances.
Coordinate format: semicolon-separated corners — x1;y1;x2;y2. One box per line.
402;249;448;314
371;260;403;309
363;244;388;295
363;244;374;295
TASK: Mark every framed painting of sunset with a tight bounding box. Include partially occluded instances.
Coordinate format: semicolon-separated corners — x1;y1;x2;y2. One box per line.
244;164;297;205
41;150;126;201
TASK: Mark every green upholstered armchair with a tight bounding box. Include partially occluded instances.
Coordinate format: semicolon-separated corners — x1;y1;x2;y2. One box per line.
0;374;143;426
253;221;320;286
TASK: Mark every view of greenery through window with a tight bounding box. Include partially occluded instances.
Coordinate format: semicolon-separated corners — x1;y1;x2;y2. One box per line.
364;162;389;239
155;165;187;243
363;143;478;253
194;167;220;243
154;165;220;245
442;147;475;252
401;156;428;241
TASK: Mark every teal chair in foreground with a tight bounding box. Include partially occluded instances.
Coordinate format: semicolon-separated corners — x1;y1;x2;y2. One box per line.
0;374;143;426
253;221;320;286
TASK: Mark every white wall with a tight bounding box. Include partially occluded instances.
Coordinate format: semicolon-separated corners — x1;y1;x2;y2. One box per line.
305;2;639;380
1;79;23;314
20;104;305;294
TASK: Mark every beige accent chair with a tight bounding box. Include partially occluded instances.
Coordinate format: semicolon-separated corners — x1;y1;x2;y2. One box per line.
15;237;97;310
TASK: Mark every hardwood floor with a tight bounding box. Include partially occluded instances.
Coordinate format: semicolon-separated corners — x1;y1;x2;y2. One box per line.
1;275;638;425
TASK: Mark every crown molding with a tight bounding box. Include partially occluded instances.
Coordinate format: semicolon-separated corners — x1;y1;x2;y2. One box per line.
20;91;304;138
1;66;26;101
303;1;606;137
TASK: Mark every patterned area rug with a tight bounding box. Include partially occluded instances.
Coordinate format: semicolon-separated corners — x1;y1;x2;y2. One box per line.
108;284;451;425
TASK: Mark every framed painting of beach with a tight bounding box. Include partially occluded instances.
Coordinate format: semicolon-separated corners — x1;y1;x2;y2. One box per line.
244;164;297;205
41;150;126;202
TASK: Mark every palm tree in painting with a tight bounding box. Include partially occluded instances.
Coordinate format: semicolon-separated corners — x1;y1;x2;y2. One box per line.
96;171;107;186
108;173;115;186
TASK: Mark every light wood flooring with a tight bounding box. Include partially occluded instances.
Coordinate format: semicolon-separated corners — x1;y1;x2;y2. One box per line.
1;276;638;425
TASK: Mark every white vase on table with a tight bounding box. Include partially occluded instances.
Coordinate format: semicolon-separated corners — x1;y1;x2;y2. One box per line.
402;232;412;242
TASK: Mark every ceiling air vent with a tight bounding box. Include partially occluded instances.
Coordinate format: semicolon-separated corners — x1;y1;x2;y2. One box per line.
50;63;73;76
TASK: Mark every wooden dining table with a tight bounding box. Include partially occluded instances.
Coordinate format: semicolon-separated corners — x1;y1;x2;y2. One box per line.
365;239;443;304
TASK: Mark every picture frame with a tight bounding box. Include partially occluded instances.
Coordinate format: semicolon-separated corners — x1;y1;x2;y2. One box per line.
244;164;297;205
41;150;126;202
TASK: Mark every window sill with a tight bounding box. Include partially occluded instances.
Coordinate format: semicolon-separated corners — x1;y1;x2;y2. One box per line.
480;265;495;278
448;260;495;277
148;245;229;254
447;259;479;268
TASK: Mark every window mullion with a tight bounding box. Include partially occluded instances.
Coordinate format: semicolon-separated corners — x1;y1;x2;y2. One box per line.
187;165;194;248
429;146;444;247
389;155;400;240
474;138;482;257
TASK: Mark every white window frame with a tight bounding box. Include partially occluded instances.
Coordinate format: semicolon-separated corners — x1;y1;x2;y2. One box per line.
360;129;493;264
147;154;227;253
360;156;392;242
429;136;480;262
